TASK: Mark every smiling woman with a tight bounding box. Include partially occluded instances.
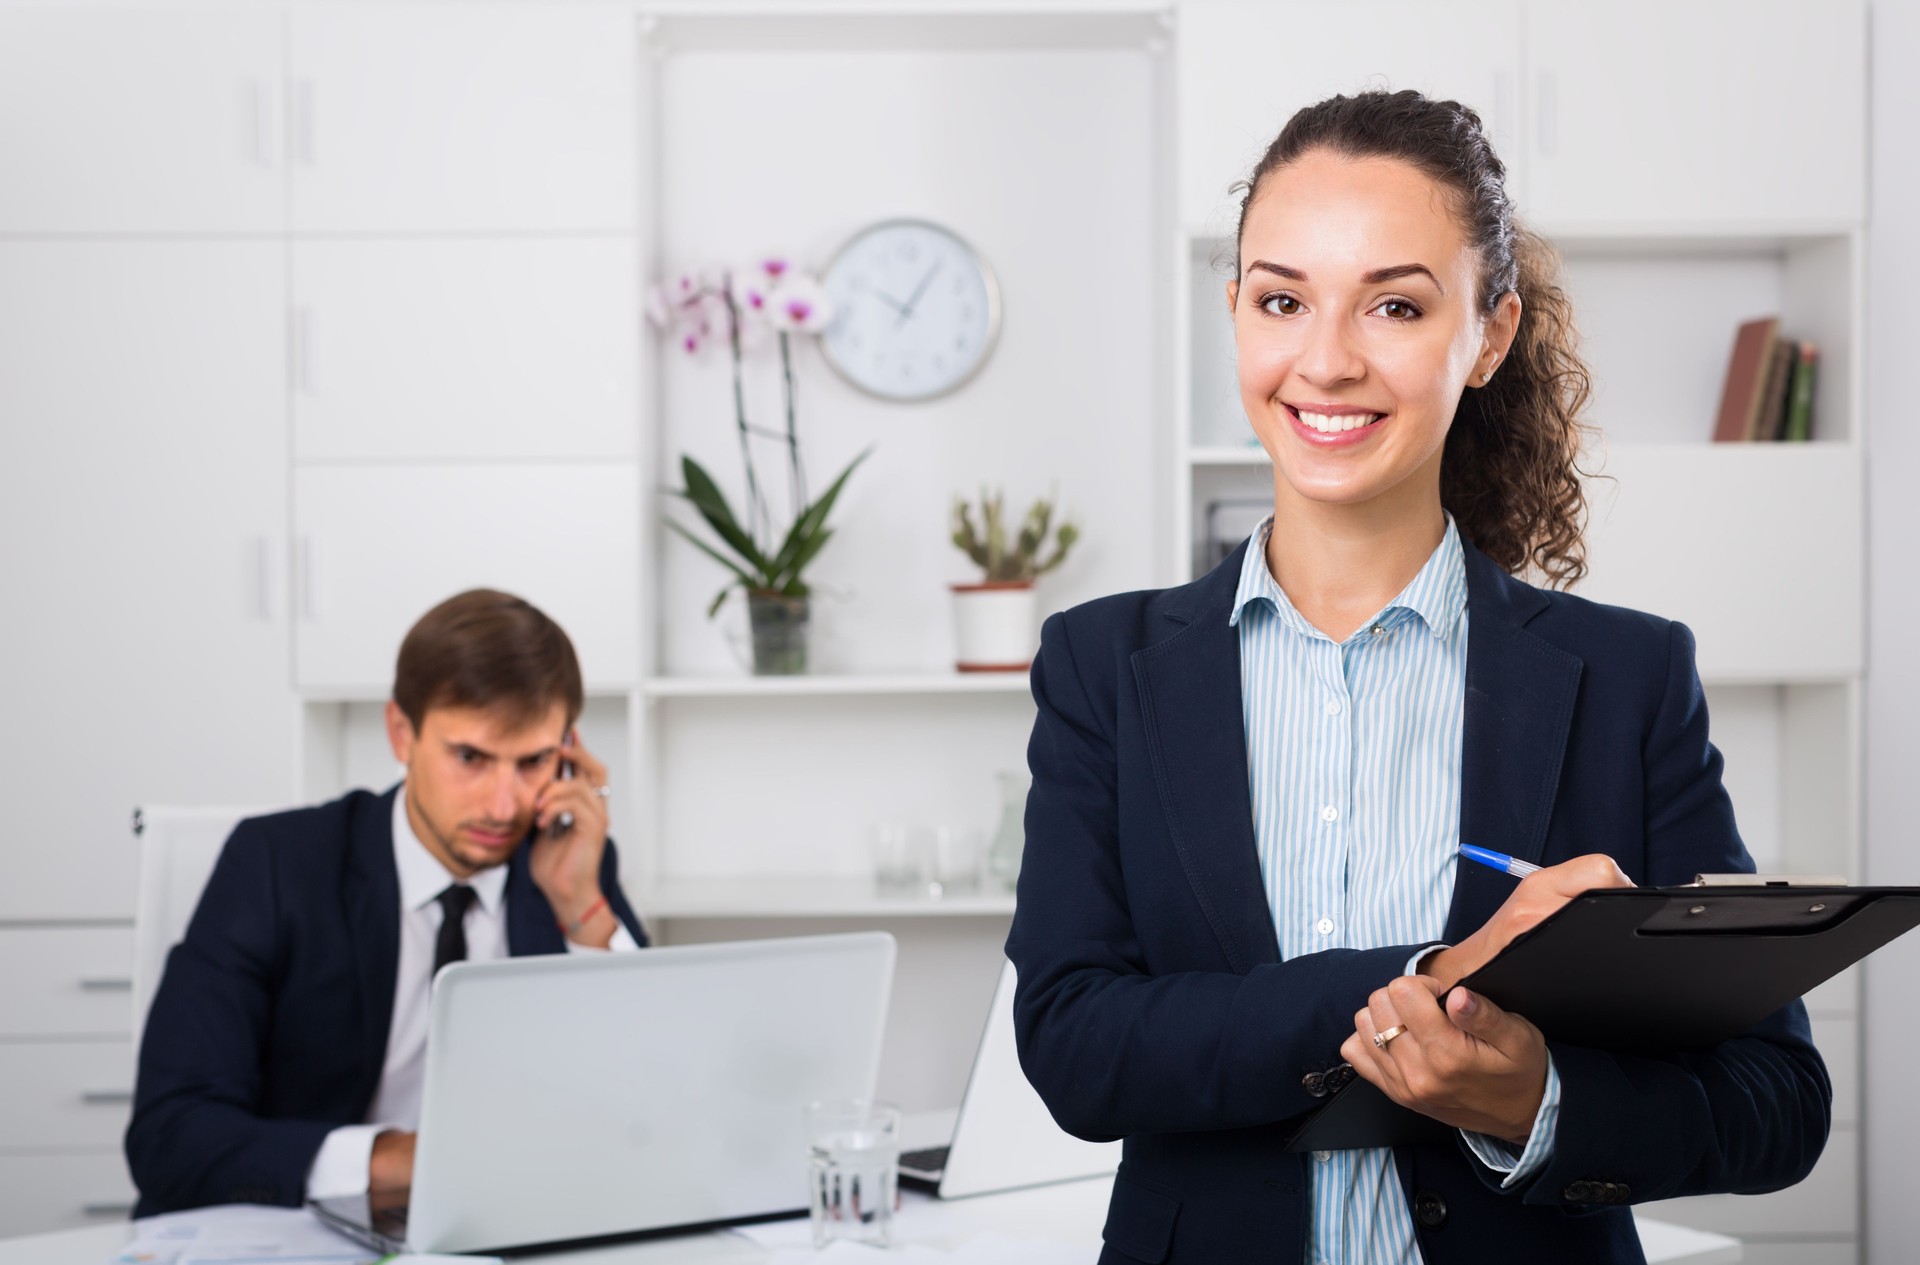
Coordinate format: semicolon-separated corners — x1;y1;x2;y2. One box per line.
1006;90;1830;1265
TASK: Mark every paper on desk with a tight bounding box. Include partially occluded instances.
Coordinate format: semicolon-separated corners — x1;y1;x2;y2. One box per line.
109;1204;378;1265
729;1192;977;1251
761;1232;1093;1263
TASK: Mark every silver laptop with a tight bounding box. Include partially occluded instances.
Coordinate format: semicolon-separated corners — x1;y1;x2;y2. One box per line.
899;958;1119;1198
313;932;895;1254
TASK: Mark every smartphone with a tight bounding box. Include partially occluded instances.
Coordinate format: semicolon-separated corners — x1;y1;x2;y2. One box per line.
549;729;577;840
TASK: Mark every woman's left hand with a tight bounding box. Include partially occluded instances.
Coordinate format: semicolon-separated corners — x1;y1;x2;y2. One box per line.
1339;974;1548;1146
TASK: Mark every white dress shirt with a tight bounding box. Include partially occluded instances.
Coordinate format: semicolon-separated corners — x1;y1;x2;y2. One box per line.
1233;518;1558;1265
305;785;638;1198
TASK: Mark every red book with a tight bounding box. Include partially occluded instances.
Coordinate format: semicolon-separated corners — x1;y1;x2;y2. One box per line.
1712;316;1780;443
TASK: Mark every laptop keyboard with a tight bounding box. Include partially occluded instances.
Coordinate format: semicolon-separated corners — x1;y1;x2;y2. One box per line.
899;1145;951;1175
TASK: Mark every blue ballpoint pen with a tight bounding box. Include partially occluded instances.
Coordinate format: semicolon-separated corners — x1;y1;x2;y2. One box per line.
1457;843;1542;879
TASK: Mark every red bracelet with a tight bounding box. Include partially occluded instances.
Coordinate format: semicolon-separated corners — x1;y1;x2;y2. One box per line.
560;895;609;937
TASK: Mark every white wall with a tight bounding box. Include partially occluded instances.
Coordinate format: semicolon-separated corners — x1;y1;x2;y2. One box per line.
1866;2;1920;1260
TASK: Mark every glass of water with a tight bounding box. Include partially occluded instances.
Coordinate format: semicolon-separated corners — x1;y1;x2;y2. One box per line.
805;1099;901;1248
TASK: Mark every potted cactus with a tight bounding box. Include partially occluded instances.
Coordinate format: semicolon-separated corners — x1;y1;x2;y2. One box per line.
949;490;1079;672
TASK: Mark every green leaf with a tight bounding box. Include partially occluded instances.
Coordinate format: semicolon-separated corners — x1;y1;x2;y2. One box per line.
773;526;834;590
666;519;761;588
707;582;740;619
679;456;767;574
769;448;871;579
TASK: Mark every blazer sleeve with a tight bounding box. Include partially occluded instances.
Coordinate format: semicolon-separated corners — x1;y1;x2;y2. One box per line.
1503;620;1831;1206
1007;610;1442;1141
600;839;649;948
125;822;337;1212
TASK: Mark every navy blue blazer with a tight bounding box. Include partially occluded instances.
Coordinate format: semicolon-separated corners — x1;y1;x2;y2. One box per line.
1007;538;1830;1265
126;785;648;1216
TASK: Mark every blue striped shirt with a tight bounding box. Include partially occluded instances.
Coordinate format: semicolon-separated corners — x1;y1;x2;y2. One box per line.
1231;515;1560;1264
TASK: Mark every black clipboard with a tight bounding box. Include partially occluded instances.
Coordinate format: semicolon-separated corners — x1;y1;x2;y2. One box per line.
1285;884;1920;1152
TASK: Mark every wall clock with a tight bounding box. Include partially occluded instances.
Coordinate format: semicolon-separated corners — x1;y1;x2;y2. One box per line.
819;219;1001;402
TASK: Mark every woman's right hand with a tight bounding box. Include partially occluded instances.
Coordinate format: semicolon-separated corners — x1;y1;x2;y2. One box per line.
1421;853;1633;988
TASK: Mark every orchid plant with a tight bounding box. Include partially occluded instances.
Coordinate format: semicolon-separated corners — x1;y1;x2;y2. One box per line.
648;259;869;618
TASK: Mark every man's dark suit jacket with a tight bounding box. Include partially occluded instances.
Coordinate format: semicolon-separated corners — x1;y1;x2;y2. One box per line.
126;785;648;1216
1007;537;1830;1265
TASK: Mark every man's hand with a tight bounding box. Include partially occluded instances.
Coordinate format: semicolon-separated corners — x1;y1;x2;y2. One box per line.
1422;853;1633;987
1339;975;1548;1145
369;1129;416;1193
528;732;616;947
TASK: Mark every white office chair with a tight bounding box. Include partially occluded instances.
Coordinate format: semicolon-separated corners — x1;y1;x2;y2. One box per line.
130;804;272;1056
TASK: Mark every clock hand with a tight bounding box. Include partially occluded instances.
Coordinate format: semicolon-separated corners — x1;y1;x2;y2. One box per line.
894;260;945;328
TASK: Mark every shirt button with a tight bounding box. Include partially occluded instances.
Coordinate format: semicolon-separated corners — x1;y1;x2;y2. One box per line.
1314;1150;1331;1163
1320;805;1339;823
1325;699;1342;716
1315;917;1334;936
1370;623;1387;637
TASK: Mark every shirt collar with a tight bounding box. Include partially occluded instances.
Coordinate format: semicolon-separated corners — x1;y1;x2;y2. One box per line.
1229;514;1468;643
390;784;510;916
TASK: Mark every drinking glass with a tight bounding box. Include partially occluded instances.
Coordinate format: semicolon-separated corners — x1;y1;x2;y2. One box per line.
805;1099;901;1248
928;824;985;898
871;823;929;898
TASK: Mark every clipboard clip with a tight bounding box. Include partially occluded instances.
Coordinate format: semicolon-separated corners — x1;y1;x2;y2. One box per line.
1679;873;1848;888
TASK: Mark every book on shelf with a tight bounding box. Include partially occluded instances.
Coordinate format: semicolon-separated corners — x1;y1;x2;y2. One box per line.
1784;342;1819;443
1711;315;1817;443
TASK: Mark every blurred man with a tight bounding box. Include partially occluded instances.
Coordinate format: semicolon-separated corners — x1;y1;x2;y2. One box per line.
127;589;647;1214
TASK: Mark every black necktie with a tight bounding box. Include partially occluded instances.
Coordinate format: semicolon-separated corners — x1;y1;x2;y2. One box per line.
433;884;478;980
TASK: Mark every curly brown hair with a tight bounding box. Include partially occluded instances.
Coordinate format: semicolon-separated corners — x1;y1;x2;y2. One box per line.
1234;90;1596;588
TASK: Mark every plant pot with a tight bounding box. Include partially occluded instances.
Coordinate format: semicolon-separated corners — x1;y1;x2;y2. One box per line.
746;590;810;675
950;581;1038;672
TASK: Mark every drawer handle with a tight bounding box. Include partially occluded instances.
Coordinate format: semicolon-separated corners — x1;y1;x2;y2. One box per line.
79;978;132;992
81;1202;134;1218
82;1090;134;1105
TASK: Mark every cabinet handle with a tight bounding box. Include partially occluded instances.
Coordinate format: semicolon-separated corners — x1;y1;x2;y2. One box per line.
1535;70;1558;158
82;1090;134;1105
243;78;274;166
79;977;131;992
81;1202;135;1218
296;537;320;622
291;79;316;166
292;306;315;395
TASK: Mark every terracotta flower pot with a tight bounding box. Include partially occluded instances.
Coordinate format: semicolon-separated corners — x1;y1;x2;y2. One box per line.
950;580;1038;672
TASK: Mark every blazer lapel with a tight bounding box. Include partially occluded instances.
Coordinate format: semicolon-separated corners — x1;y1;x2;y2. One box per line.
1132;542;1282;973
344;787;403;1091
1444;545;1585;945
505;845;567;956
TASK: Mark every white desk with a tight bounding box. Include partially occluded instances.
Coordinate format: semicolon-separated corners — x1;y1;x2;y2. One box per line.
0;1182;1740;1265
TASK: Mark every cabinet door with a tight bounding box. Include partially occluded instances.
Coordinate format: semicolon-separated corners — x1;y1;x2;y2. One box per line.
293;465;641;692
292;238;640;462
1178;1;1522;233
1525;0;1865;226
287;4;638;232
0;9;284;233
0;244;295;921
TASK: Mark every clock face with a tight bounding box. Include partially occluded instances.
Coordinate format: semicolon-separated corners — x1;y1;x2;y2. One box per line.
819;220;1000;402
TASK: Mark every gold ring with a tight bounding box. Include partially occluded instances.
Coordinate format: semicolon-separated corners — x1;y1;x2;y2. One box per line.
1372;1024;1407;1049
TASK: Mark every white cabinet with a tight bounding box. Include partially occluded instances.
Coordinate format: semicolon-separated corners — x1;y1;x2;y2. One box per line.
291;238;641;462
0;9;284;234
286;4;638;232
293;464;641;692
0;243;296;920
1577;446;1863;681
0;1043;134;1150
1524;0;1865;227
1176;1;1521;232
